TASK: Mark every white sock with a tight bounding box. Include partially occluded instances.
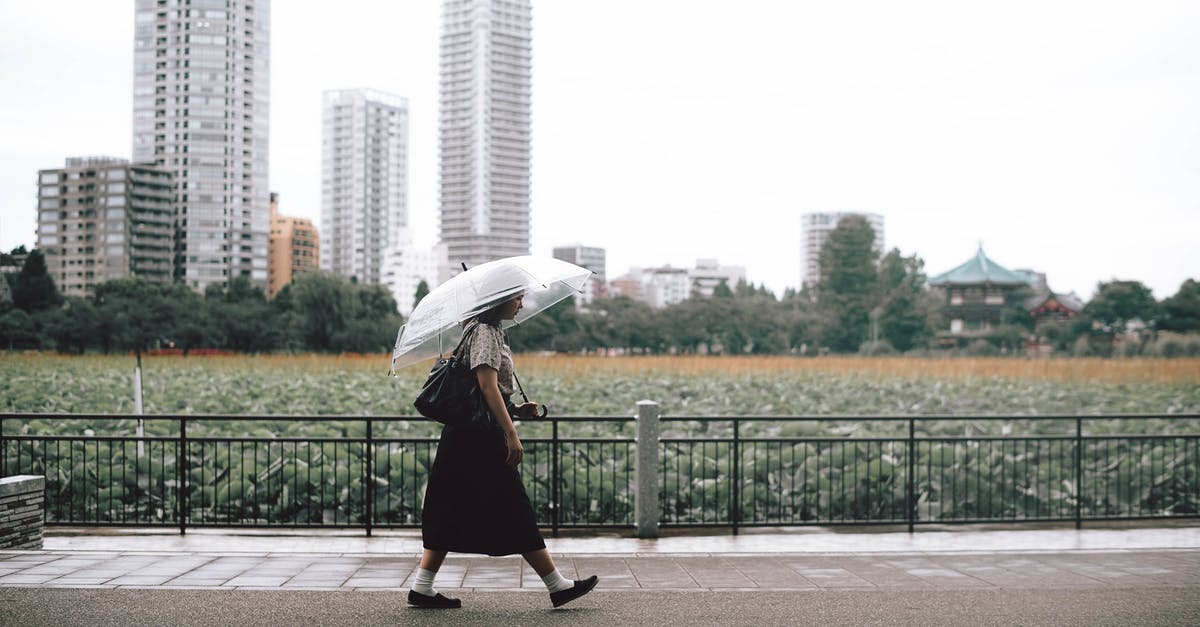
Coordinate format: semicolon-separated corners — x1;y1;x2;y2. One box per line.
541;568;573;593
412;567;438;596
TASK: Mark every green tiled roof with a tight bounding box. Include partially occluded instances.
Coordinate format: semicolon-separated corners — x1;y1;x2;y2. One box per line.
928;247;1031;287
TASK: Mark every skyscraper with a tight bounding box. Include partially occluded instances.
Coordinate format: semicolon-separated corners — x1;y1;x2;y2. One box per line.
439;0;533;272
132;0;270;293
800;212;885;289
321;89;409;285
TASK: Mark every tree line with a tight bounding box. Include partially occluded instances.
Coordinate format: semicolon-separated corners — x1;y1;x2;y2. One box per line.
2;216;1198;356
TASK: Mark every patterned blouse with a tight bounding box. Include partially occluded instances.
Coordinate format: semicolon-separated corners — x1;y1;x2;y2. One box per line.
465;322;514;396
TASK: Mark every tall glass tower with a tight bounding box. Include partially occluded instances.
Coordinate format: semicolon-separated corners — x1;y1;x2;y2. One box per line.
439;0;532;272
321;89;409;285
132;0;271;293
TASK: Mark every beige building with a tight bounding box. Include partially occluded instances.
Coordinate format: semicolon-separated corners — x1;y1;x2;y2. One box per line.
267;193;319;298
36;157;174;297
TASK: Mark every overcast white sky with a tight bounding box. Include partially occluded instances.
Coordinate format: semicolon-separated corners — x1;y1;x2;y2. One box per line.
1;1;1197;299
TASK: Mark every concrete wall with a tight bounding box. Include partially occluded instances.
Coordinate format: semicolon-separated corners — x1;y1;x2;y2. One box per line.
0;475;45;550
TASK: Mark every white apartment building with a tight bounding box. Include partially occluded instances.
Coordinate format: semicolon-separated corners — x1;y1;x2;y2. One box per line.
382;230;446;317
552;244;605;304
690;258;746;298
321;89;409;285
800;212;885;289
132;0;271;293
439;0;533;271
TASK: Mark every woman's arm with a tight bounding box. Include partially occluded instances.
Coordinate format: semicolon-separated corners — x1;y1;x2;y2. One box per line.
476;366;523;466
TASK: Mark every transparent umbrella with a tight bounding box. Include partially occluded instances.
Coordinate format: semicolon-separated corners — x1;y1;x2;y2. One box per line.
389;255;592;372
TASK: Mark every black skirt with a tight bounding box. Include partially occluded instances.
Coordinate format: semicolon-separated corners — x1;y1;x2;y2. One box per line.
421;422;546;556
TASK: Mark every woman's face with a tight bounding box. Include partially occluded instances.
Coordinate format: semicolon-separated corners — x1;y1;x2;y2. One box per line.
500;294;524;320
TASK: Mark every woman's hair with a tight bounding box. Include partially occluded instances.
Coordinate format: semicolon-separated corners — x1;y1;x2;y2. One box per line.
472;291;524;326
473;301;506;326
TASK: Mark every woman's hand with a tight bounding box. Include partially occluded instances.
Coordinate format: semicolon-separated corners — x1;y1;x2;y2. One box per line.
504;431;524;466
512;402;541;419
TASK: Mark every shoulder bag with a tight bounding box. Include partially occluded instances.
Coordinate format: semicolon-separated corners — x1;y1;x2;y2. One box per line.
413;322;492;427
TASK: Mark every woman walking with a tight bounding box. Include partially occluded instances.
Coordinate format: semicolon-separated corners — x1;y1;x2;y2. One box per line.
408;292;599;609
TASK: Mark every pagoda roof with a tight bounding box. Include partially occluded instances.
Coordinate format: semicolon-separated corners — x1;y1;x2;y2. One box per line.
928;247;1031;287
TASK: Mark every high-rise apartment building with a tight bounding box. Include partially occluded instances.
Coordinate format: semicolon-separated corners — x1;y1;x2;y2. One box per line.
132;0;271;293
439;0;533;272
267;193;319;299
321;89;408;285
800;212;885;289
36;157;174;297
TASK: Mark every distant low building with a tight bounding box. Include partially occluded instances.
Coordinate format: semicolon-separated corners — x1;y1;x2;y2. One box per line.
689;258;745;298
267;193;320;299
552;243;606;304
382;230;445;317
928;246;1032;341
609;259;747;309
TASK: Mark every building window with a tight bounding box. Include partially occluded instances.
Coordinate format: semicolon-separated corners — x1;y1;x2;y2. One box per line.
949;291;963;306
950;319;963;334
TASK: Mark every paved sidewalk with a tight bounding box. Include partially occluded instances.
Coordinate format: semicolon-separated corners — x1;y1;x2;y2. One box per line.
0;526;1197;592
2;527;1199;626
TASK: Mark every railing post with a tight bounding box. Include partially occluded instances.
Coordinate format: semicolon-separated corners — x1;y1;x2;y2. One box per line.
635;400;660;539
551;417;560;537
731;418;740;536
365;418;374;537
179;417;187;535
1075;417;1083;530
907;417;915;533
1;417;6;476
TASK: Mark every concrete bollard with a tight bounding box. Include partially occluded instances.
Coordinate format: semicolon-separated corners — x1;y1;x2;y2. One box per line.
635;400;660;539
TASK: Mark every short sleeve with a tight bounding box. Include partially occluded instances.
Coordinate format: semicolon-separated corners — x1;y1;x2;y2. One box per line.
467;323;504;372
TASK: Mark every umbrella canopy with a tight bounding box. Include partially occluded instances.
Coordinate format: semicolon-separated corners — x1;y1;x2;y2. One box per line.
390;255;592;371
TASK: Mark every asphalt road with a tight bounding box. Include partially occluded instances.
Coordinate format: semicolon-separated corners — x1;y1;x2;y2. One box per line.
2;587;1198;627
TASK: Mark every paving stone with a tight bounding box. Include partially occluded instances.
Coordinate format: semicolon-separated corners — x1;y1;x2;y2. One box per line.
342;577;399;588
222;576;289;587
106;575;174;586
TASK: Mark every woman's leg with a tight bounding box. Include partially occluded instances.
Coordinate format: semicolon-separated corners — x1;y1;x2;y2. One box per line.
524;548;599;607
419;549;448;572
521;548;556;577
411;549;454;601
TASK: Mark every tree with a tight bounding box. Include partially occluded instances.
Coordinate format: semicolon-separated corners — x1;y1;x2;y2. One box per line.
1159;279;1200;333
94;278;198;355
817;216;879;352
875;249;932;352
42;297;99;354
0;308;38;350
286;272;402;353
413;280;430;310
12;249;60;312
1084;280;1159;332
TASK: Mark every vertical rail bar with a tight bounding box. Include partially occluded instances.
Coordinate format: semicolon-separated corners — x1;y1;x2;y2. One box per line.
731;418;740;535
1075;417;1083;528
180;418;188;534
365;418;374;536
552;417;559;536
907;417;915;533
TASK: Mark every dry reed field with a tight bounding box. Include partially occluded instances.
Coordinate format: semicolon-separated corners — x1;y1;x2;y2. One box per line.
33;352;1190;383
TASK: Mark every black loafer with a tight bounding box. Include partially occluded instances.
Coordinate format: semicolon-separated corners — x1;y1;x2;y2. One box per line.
550;575;599;608
407;590;462;608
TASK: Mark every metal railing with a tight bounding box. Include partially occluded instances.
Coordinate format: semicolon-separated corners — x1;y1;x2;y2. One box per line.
1;412;1197;535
